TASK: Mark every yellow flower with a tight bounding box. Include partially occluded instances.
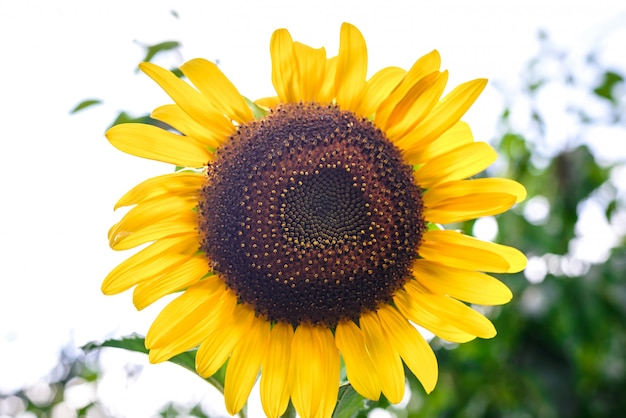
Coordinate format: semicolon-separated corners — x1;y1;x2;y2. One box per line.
104;23;526;418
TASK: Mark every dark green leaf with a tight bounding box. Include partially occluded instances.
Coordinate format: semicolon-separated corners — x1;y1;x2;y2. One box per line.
69;99;102;114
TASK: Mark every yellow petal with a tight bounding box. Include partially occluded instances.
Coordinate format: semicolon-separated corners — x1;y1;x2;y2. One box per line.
224;315;271;415
353;66;406;118
335;320;381;400
359;311;405;404
145;278;224;351
424;178;527;223
397;78;488;151
151;104;223;148
102;233;199;295
106;123;213;168
377;305;438;393
319;56;338;103
375;50;441;128
132;256;210;310
384;71;448;140
403;121;473;165
290;324;338;418
414;142;497;189
108;196;197;250
394;290;476;343
294;42;327;102
290;324;320;418
335;23;367;110
139;62;236;139
260;322;294;418
109;195;196;240
180;58;253;124
148;284;234;363
404;280;497;338
314;326;340;418
195;298;255;378
114;172;203;210
256;96;280;109
420;229;527;273
270;28;298;103
412;259;513;305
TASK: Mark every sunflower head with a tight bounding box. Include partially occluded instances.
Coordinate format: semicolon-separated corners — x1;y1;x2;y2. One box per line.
104;23;526;418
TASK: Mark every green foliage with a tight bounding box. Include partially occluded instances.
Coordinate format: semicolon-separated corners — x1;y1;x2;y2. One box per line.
69;98;102;114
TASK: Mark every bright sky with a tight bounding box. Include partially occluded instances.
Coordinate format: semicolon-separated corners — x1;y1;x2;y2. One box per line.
1;0;625;416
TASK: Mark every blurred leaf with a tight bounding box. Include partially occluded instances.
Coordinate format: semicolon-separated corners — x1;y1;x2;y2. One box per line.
333;385;366;418
139;40;181;64
593;71;624;103
82;335;227;394
69;99;102;114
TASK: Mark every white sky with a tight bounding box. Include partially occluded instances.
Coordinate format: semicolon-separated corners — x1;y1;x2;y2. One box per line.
1;0;625;416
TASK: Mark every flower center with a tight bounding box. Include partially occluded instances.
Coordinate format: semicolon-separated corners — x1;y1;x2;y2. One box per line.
199;103;425;326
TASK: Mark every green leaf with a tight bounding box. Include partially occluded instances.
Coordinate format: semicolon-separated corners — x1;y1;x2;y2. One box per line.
69;99;102;114
332;384;366;418
139;41;181;64
244;97;269;119
82;335;227;394
593;70;624;104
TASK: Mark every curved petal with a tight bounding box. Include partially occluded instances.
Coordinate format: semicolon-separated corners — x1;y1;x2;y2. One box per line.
145;278;225;351
195;299;255;378
260;322;294;418
384;71;448;140
139;62;237;139
419;229;527;273
294;42;327;102
270;28;298;103
224;315;271;415
359;311;405;404
404;280;497;338
412;259;513;305
335;320;381;400
151;104;223;148
335;23;368;110
375;49;441;128
147;285;234;363
397;78;488;151
403;120;473;165
109;217;197;251
102;233;199;294
108;195;197;250
106;123;213;168
424;178;527;223
353;66;406;118
414;142;497;189
394;290;476;343
132;256;210;310
377;305;438;393
114;172;203;210
180;58;253;124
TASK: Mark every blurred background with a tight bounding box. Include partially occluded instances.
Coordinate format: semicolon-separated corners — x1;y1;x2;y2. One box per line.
1;1;625;417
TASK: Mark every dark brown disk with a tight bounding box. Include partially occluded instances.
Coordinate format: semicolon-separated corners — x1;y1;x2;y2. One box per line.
198;103;425;326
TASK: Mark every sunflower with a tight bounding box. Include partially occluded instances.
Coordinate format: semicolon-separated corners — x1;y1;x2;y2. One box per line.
104;23;526;418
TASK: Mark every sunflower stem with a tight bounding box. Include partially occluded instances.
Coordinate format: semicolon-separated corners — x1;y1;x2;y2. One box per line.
281;402;297;418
